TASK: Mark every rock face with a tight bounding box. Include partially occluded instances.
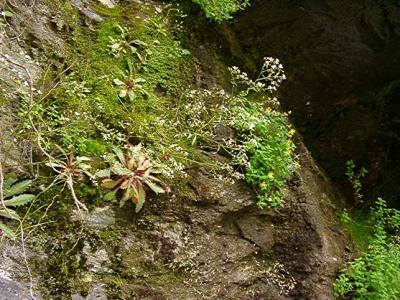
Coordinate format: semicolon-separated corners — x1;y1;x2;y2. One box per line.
0;0;348;299
225;0;400;205
0;147;346;299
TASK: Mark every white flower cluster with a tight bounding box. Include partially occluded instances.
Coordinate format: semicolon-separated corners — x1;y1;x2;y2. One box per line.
228;57;286;95
180;89;230;142
146;144;189;179
262;262;296;294
162;57;290;188
183;94;208;128
94;120;127;143
259;57;286;92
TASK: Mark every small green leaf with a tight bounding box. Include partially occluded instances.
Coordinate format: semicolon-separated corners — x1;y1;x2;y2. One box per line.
3;194;35;207
112;147;125;164
0;209;20;220
119;89;127;98
132;39;148;47
78;163;91;172
145;174;162;183
104;190;117;201
135;184;146;213
191;135;197;146
4;180;32;198
95;169;111;178
101;179;120;189
134;78;146;84
145;181;165;194
110;43;120;49
2;11;14;18
122;187;134;202
111;164;131;176
3;177;18;190
128;90;136;101
0;222;16;240
113;78;125;86
77;156;91;162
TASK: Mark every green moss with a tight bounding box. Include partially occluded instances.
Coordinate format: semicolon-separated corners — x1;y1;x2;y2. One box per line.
33;3;195;157
32;219;87;298
191;0;250;22
0;94;5;106
133;22;192;94
77;138;108;156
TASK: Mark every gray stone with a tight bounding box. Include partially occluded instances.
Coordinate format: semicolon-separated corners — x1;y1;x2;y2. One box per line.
214;123;235;142
70;0;104;22
72;284;107;300
0;278;32;300
97;0;116;8
86;284;108;300
83;243;112;274
71;206;115;230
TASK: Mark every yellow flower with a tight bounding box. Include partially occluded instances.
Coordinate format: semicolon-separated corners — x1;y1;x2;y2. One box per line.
287;128;296;137
267;171;274;179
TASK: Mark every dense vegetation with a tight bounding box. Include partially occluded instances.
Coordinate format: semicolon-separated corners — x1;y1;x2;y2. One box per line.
192;0;250;22
1;0;295;235
335;198;400;299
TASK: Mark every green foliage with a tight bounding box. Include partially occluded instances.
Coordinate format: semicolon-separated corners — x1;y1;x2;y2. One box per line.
26;6;192;154
12;2;193;215
13;0;292;216
0;9;13;30
226;58;295;208
243;109;296;207
76;138;107;156
192;0;250;22
339;209;351;225
177;57;296;208
107;25;143;58
46;150;93;212
346;160;368;202
95;144;165;212
0;176;35;239
132;16;191;94
113;75;148;102
334;198;400;300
